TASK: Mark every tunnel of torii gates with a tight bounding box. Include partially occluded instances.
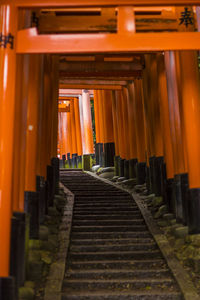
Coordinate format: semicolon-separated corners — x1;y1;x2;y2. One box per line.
2;0;200;297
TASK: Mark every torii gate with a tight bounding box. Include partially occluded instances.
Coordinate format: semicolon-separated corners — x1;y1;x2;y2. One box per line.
1;0;200;293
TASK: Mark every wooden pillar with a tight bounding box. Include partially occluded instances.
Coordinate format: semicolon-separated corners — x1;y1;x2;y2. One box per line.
127;82;138;179
74;97;83;168
121;87;131;178
112;91;120;175
74;97;83;156
102;90;115;167
115;90;126;177
25;55;42;192
93;90;101;165
0;3;18;279
157;53;175;211
133;79;146;184
70;99;78;167
145;54;164;196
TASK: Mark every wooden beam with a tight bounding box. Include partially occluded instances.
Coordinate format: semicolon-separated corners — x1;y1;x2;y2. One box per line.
59;80;127;86
59;61;143;71
39;13;178;34
4;0;200;8
59;84;122;90
59;71;142;77
17;28;200;54
58;107;70;112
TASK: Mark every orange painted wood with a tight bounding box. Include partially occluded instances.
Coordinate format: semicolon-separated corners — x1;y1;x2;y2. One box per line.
115;90;126;159
121;87;131;160
25;55;41;191
164;51;187;175
133;79;146;163
17;28;200;54
81;90;94;154
70;99;78;155
74;97;83;156
93;90;100;144
6;0;200;8
112;91;120;156
179;50;200;188
127;82;138;160
0;4;18;277
102;90;114;143
98;90;105;144
157;53;174;179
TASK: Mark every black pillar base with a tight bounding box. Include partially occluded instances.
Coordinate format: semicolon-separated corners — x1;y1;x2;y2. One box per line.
95;143;100;165
114;156;120;176
149;156;155;194
62;154;66;168
149;156;164;196
51;157;60;194
166;178;175;214
36;176;46;223
99;143;104;167
72;153;78;168
173;175;183;223
119;158;125;178
24;191;39;239
124;160;130;179
77;155;82;169
136;162;146;185
129;158;137;179
10;212;26;289
104;142;115;167
180;173;189;226
161;163;167;199
154;156;164;197
146;166;151;193
0;277;16;300
188;188;200;234
47;165;55;207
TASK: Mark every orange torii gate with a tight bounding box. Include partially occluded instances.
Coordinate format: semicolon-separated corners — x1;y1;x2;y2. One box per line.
1;1;200;298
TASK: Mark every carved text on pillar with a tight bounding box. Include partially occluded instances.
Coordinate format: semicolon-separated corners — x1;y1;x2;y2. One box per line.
0;33;14;49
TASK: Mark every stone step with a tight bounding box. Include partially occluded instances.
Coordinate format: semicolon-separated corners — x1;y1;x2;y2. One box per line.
70;238;155;246
68;260;168;271
69;250;163;261
69;243;158;252
72;225;147;232
74;203;136;207
72;220;145;227
72;214;142;220
71;232;152;239
65;269;172;280
62;291;182;300
73;208;140;214
62;278;176;292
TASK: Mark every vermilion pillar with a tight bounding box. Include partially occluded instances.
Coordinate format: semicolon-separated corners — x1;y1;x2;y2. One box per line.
70;99;78;167
0;6;20;292
133;79;146;184
80;90;94;155
127;82;138;179
79;90;94;170
157;53;175;212
25;55;42;192
97;90;105;166
74;97;83;168
121;87;131;178
101;90;115;167
115;90;126;177
144;55;164;196
165;51;188;221
93;90;101;165
112;91;120;175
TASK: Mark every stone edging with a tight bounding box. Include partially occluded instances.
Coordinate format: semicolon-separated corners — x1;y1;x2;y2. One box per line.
44;183;74;300
87;171;199;300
